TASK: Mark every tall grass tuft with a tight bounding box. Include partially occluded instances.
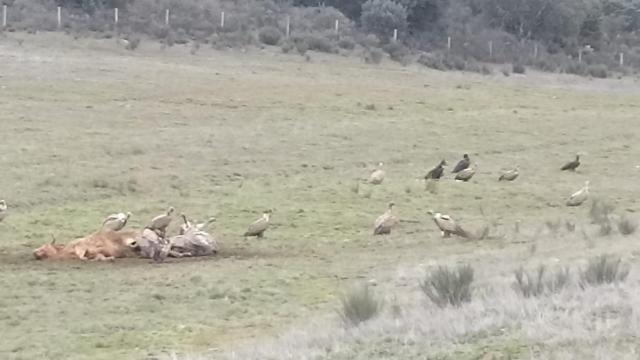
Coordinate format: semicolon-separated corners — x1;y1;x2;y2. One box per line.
513;265;571;297
338;285;382;326
579;255;630;288
420;265;474;308
617;215;638;235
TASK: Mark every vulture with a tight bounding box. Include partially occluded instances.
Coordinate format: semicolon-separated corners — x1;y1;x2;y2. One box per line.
369;162;385;185
428;210;469;238
102;212;131;231
499;168;519;181
0;200;7;223
179;214;193;235
561;155;580;171
195;217;216;231
373;202;398;235
425;160;447;180
452;154;470;173
566;181;590;206
244;210;272;238
455;164;477;182
147;206;175;235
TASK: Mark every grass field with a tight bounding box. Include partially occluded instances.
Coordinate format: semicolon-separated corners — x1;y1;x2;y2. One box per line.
0;33;640;360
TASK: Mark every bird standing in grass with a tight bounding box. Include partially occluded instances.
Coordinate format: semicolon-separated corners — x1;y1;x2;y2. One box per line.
455;163;477;182
452;154;470;173
0;200;7;223
102;212;131;231
369;162;385;185
561;155;580;171
499;167;519;181
425;160;447;180
244;210;272;238
373;202;398;235
566;181;590;206
428;210;469;238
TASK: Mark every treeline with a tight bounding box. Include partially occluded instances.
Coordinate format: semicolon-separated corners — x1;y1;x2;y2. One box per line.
4;0;640;76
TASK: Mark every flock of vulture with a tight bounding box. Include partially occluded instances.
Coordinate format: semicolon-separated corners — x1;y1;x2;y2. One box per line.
0;153;587;254
371;153;588;237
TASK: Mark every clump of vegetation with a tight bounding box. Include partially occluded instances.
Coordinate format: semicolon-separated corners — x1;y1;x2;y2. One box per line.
125;38;141;51
513;265;571;298
382;42;410;64
617;215;638;235
364;47;384;64
420;265;474;308
579;255;630;288
361;0;408;42
338;285;383;326
337;37;356;50
589;199;615;236
258;26;283;46
512;63;526;74
587;64;608;78
304;34;336;53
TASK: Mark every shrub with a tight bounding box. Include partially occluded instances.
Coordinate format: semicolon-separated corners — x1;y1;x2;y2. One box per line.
513;265;571;298
280;40;294;54
512;63;526;74
579;255;630;288
443;54;466;71
361;0;408;42
338;285;382;326
420;265;474;308
382;42;409;64
337;37;356;50
125;38;141;51
364;47;384;64
418;53;446;71
589;199;614;225
564;62;588;76
587;64;608;78
304;34;336;53
258;26;283;46
617;215;638;235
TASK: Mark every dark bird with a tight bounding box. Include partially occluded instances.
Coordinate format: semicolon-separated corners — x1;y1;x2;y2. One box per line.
561;155;580;171
452;154;470;173
425;160;447;180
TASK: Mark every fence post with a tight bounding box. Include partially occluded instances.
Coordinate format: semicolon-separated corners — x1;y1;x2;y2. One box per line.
392;28;398;42
334;19;339;35
165;9;170;26
220;11;225;28
114;8;118;24
489;41;493;58
534;43;538;59
57;6;61;29
285;15;290;38
2;5;6;28
578;49;583;63
447;36;451;52
619;52;624;67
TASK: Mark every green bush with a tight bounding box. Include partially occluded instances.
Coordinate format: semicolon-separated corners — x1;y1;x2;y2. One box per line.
258;26;283;46
304;34;336;53
420;265;474;308
513;265;571;298
364;47;384;64
617;215;638;235
579;255;630;288
512;63;526;74
361;0;408;41
383;42;409;64
338;285;382;326
338;37;356;50
587;64;608;78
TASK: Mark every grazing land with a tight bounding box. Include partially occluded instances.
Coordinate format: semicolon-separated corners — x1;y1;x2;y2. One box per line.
0;33;639;360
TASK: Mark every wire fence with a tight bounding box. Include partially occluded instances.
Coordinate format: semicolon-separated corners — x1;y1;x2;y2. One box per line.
0;4;632;70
